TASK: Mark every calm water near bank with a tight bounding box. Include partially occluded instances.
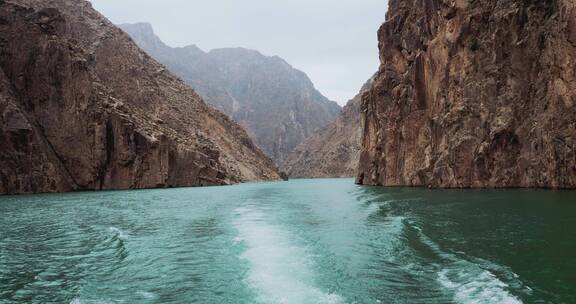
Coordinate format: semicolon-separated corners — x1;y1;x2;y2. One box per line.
0;179;575;304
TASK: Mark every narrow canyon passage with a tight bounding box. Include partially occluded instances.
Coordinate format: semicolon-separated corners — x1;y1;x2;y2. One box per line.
1;179;574;303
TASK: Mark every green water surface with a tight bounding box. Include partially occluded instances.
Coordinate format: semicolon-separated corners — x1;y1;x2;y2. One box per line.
0;179;575;303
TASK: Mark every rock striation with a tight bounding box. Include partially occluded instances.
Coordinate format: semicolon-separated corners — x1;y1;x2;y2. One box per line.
120;23;341;164
0;0;280;194
281;77;374;178
357;0;576;188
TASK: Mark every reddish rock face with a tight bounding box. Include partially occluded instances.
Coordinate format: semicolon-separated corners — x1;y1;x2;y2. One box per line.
0;0;280;194
357;0;576;188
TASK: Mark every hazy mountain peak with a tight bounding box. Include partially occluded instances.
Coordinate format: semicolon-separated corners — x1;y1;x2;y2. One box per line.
179;44;205;53
119;22;167;50
121;22;154;33
121;22;341;163
210;47;262;56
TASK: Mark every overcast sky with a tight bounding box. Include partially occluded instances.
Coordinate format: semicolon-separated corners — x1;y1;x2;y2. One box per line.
89;0;388;105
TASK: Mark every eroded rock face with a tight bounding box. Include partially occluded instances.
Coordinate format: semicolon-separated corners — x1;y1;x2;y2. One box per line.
119;23;342;164
357;0;576;188
0;0;280;194
281;77;374;178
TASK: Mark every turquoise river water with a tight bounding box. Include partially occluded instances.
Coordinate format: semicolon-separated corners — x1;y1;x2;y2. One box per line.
0;179;575;304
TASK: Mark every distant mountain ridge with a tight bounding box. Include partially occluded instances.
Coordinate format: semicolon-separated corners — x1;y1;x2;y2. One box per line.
120;23;341;163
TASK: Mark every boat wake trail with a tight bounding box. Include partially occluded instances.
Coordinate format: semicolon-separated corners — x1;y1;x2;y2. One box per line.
234;207;343;304
408;222;526;304
437;267;522;304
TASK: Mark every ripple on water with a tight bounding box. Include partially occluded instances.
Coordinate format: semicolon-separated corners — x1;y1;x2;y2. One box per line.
108;227;129;241
233;207;344;304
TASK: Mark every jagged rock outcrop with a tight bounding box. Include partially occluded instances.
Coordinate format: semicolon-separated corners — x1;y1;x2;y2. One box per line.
0;0;280;194
357;0;576;188
120;23;341;163
281;77;374;178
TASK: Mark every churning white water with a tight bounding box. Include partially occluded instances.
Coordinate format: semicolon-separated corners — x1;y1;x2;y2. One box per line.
234;206;343;304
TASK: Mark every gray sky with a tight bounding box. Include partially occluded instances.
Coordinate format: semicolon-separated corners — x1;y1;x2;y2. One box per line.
89;0;388;105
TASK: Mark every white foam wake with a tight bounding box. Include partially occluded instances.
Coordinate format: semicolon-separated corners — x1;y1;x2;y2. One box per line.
411;224;524;304
234;207;343;304
438;267;522;304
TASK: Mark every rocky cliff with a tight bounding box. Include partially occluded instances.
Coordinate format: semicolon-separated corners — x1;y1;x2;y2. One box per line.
0;0;280;194
120;23;341;164
357;0;576;188
281;77;374;178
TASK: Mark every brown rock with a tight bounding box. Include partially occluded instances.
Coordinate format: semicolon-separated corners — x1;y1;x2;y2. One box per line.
281;77;374;178
357;0;576;189
0;0;280;194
